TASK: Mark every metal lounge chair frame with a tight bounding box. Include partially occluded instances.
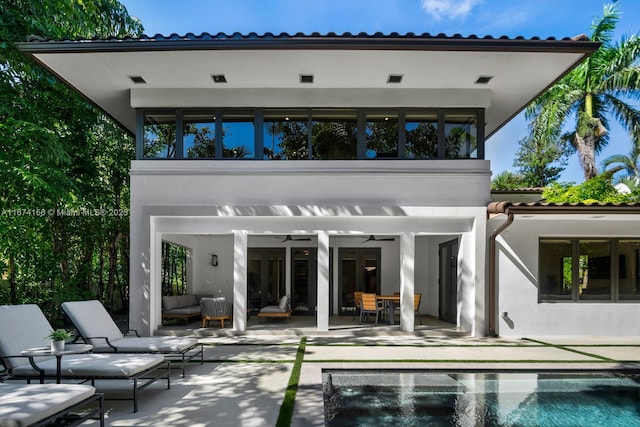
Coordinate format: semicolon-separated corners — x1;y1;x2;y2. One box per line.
0;304;170;413
62;300;203;378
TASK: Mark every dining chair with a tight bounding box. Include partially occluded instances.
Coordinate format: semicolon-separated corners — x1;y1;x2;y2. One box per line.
352;291;363;320
414;293;423;325
359;293;384;325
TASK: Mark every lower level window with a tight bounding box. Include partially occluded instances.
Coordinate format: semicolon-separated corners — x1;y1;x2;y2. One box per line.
539;238;640;302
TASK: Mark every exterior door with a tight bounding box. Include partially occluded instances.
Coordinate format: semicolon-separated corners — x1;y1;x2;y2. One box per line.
338;248;381;315
247;248;285;312
439;239;458;324
291;248;317;315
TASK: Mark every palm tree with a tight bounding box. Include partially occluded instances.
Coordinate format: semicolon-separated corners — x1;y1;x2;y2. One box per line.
601;143;640;183
526;2;640;181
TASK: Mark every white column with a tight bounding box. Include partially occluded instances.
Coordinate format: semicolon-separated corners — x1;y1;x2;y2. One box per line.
130;204;152;336
232;230;248;332
316;231;330;331
399;232;415;332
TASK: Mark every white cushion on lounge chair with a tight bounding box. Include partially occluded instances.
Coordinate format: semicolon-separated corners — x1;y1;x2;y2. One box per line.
62;300;197;352
11;353;165;378
0;383;95;427
0;304;165;376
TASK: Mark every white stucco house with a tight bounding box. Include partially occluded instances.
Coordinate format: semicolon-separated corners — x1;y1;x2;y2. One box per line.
18;31;640;338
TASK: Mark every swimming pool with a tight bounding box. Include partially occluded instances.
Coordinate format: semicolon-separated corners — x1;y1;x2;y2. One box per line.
323;370;640;426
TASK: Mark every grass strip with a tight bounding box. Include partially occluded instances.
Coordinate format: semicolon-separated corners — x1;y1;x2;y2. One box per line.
523;338;617;362
305;343;545;348
276;336;307;427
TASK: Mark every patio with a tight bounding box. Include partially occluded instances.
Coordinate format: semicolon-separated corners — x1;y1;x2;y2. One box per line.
63;330;640;426
156;313;466;338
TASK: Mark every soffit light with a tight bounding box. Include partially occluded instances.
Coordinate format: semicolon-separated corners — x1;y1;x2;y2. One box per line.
387;74;403;83
211;74;227;83
300;74;314;84
475;76;493;84
129;75;146;84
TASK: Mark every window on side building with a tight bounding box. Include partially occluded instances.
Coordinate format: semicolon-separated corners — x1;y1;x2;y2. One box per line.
539;238;638;302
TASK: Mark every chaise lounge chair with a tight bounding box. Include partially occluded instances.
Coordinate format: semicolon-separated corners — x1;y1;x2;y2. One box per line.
61;300;203;377
0;304;170;413
0;383;104;427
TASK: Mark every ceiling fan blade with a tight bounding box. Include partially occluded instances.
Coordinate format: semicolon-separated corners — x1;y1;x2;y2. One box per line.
362;235;395;243
281;235;312;242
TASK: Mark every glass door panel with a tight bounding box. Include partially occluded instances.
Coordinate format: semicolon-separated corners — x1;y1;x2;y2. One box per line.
338;248;380;315
247;248;285;312
291;248;317;315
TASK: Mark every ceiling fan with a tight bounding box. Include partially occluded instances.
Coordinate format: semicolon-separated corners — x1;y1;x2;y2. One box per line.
361;235;395;243
279;234;312;242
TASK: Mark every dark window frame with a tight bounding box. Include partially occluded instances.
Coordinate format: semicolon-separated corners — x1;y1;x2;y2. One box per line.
538;237;640;303
137;108;485;160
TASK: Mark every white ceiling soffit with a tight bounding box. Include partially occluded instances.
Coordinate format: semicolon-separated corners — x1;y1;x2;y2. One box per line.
20;36;597;136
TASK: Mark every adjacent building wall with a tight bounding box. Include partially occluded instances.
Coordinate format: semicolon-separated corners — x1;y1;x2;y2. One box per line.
490;215;640;337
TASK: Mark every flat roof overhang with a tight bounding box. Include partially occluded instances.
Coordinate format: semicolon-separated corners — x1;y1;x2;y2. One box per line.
17;33;600;136
488;201;640;221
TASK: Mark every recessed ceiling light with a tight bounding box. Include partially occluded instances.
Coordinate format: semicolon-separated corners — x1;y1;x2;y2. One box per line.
475;76;493;84
300;74;314;84
211;74;227;83
387;74;403;83
129;75;146;84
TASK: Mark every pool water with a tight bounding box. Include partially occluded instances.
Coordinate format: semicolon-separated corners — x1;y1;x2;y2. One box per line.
323;370;640;426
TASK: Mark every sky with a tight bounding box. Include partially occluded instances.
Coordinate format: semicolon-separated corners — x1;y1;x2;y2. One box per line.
120;0;640;183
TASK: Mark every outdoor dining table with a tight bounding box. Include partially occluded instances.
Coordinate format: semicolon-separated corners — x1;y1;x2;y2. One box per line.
376;295;400;325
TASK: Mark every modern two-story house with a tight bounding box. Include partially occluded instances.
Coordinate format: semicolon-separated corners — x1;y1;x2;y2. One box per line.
18;31;640;338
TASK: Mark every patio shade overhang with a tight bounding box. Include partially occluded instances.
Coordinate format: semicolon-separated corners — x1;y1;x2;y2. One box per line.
17;32;600;137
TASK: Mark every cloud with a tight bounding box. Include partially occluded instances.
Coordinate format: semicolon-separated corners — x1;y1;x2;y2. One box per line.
421;0;483;21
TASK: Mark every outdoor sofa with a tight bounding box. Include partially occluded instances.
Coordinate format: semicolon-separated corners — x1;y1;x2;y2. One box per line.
161;294;202;324
0;304;170;413
0;383;104;427
62;299;203;377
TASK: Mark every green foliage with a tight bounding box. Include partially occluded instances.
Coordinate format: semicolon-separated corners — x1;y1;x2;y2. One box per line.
45;328;72;341
526;2;640;180
513;136;568;187
542;175;632;203
0;0;141;315
491;171;527;190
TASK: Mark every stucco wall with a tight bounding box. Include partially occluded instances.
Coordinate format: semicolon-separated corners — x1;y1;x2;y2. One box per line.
490;215;640;337
129;160;490;335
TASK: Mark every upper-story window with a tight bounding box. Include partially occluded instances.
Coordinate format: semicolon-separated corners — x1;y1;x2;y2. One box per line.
138;108;483;160
366;110;399;159
263;110;310;160
445;111;478;159
184;111;216;158
143;111;176;158
313;109;358;160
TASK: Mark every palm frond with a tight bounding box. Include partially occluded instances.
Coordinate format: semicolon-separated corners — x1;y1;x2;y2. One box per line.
590;2;620;44
605;94;640;144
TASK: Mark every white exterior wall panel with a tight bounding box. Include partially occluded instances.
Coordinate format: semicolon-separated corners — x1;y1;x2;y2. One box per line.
491;216;640;337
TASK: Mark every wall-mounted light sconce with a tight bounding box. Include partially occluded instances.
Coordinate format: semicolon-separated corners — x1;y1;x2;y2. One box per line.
211;254;218;267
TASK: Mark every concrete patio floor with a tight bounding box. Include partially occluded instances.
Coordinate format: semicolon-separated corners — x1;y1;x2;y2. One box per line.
69;321;640;426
